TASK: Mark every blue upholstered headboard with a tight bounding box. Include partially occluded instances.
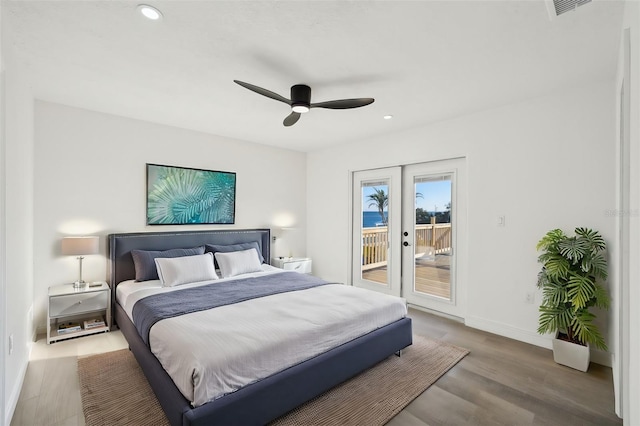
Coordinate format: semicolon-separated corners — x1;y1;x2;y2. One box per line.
108;229;271;314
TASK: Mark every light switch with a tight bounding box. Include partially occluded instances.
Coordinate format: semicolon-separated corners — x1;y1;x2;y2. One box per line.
497;215;505;227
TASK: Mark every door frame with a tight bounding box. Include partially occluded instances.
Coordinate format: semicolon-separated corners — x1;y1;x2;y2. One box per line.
613;27;631;419
349;158;467;320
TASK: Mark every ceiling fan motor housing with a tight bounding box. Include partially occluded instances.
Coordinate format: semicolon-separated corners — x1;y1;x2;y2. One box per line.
233;79;374;126
291;84;311;111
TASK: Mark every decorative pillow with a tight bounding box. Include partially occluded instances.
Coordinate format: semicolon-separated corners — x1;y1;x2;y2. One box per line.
155;253;218;287
205;242;264;268
214;248;263;278
131;246;205;281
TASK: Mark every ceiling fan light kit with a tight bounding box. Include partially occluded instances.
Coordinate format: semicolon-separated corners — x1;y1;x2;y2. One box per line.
234;80;374;127
292;105;310;113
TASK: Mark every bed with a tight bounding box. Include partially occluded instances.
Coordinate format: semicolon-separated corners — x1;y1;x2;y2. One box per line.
108;229;412;426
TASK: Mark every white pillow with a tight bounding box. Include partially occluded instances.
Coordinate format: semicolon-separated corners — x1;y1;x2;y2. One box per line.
214;248;262;278
154;252;218;287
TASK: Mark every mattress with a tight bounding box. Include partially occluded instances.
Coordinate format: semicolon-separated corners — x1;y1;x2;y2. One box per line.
117;268;408;407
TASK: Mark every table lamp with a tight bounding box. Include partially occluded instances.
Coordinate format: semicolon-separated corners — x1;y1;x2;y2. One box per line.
62;236;99;288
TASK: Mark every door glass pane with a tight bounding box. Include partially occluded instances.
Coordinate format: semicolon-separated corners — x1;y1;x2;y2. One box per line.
413;175;452;299
361;181;389;286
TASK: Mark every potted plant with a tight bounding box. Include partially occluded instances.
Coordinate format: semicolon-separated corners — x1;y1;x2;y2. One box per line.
536;227;610;371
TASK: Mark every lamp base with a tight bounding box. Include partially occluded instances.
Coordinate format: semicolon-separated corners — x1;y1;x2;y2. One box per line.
73;280;86;289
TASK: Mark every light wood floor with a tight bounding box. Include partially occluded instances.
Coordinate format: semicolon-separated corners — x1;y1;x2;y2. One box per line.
392;309;621;426
10;330;128;426
11;309;620;426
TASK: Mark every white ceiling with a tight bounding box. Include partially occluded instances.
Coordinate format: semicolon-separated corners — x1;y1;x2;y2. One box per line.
3;0;625;152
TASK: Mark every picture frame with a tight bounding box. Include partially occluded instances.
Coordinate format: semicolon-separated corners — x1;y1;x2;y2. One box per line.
146;163;236;225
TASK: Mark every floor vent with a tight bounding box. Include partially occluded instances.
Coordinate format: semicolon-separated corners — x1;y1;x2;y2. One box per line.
553;0;592;16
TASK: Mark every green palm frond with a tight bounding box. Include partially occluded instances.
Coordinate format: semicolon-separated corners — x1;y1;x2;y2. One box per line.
566;273;595;310
540;253;570;280
558;237;589;263
593;284;611;310
538;305;572;335
536;269;548;289
366;187;388;225
536;229;566;252
581;252;608;280
366;188;388;209
575;227;606;252
540;279;568;307
572;310;607;351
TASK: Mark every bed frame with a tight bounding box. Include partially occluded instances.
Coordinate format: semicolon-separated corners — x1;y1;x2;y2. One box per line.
108;229;413;426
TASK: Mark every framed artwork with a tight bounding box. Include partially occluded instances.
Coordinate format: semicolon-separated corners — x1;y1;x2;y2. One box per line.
146;163;236;225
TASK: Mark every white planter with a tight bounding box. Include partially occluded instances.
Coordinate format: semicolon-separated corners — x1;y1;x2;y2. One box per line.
552;336;590;372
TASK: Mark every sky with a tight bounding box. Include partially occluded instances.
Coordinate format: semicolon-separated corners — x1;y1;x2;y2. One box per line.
362;180;451;212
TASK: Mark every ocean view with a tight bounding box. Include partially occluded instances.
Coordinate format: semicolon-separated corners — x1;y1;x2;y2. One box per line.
363;211;388;228
363;210;446;228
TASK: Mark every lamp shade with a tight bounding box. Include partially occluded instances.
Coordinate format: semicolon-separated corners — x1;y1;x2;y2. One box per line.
61;236;99;256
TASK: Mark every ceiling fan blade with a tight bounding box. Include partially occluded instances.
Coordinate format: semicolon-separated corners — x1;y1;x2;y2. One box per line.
233;80;291;105
283;112;301;127
310;98;375;109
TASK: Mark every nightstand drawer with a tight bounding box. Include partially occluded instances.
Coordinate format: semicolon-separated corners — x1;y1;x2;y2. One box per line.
49;291;108;318
282;260;312;274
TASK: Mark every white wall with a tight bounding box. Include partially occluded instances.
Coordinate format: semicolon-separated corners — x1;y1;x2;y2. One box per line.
32;101;307;330
2;37;35;425
307;82;616;362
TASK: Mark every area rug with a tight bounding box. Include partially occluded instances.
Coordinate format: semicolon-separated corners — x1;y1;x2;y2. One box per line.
78;335;468;426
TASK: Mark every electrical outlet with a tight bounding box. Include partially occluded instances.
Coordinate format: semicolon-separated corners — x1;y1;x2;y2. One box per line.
525;292;535;304
9;334;14;355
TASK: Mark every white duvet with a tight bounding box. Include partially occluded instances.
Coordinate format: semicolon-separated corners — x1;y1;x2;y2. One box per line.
117;267;407;407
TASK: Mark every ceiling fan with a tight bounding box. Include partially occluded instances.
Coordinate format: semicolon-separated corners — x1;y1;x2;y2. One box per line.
233;80;375;127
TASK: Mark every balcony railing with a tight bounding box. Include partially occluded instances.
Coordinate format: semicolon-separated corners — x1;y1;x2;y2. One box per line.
361;223;452;270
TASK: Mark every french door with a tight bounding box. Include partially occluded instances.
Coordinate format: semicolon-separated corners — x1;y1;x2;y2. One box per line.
401;160;465;317
351;167;402;296
352;159;466;317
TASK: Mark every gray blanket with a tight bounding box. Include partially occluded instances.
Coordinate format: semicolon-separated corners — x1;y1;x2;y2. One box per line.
132;271;331;345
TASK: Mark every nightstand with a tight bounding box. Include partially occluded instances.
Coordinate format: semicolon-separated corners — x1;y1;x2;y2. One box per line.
47;282;111;344
272;257;312;274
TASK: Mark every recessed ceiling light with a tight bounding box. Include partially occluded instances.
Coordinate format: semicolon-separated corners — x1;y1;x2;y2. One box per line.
137;4;163;21
383;115;393;120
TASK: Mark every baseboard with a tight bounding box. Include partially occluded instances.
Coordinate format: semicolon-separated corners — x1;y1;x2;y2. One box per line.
590;348;612;368
5;356;28;425
35;324;46;339
465;315;552;349
408;304;464;323
464;316;612;367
